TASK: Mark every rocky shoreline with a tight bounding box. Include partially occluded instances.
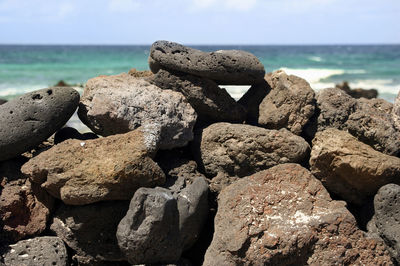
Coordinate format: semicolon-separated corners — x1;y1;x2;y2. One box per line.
1;40;400;265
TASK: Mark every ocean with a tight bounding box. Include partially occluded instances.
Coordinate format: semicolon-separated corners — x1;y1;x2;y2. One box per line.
1;44;399;103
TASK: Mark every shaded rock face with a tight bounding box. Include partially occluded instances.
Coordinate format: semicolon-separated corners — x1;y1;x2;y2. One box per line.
116;187;181;265
314;87;400;156
193;122;310;179
21;127;166;205
3;236;68;266
0;177;54;242
258;70;315;135
149;40;265;85
336;81;378;99
203;164;392;265
50;201;129;265
0;99;6;105
310;128;400;205
368;184;400;263
148;68;246;123
0;87;79;161
393;91;400;130
78;73;197;149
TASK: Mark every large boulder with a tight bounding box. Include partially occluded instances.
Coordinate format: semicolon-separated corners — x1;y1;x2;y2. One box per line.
149;40;265;85
2;237;68;266
50;201;129;265
368;184;400;263
310;128;400;205
193;122;310;179
78;73;197;149
204;164;392;265
0;87;79;161
148;68;246;123
258;70;315;135
393;90;400;130
21;126;165;205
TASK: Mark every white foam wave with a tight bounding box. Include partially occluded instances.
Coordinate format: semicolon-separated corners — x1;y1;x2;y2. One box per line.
308;56;323;62
0;85;83;98
280;68;345;84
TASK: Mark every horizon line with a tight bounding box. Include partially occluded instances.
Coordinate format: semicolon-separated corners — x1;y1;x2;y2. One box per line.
1;43;400;46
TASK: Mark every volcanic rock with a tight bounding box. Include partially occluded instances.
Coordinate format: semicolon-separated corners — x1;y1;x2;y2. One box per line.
21;126;165;205
203;164;392;265
310;128;400;205
0;99;6;105
0;87;79;161
78;73;197;149
149;40;265;85
336;81;378;99
394;91;400;131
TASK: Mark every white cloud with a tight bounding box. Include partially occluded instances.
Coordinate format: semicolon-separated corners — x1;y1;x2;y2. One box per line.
108;0;141;12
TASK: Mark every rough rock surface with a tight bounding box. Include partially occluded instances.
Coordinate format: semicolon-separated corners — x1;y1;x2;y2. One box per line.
0;87;79;161
314;87;400;155
148;68;246;123
78;73;197;149
21;127;166;205
368;184;400;263
203;164;392;265
258;70;315;135
193;122;310;178
3;237;68;266
149;40;265;85
393;90;400;131
128;68;153;78
0;177;54;242
116;187;181;265
50;201;129;265
310;128;400;205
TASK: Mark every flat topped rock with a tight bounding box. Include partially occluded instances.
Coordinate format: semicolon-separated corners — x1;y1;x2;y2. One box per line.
0;87;79;161
149;40;265;85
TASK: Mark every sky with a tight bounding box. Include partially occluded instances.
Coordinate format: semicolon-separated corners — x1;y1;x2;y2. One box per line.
0;0;399;45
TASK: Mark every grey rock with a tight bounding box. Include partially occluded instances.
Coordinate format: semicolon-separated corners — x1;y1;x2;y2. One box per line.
192;122;310;179
0;99;6;105
3;236;68;266
310;128;400;205
78;73;197;149
258;70;316;135
0;87;79;161
393;90;400;131
149;40;265;85
50;201;129;265
370;184;400;263
148;68;246;123
336;81;378;99
116;187;181;265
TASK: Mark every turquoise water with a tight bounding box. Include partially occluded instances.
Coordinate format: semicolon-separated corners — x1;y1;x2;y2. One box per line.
1;45;399;102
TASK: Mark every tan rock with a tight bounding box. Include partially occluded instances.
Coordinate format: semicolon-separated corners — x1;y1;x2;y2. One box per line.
21;127;165;205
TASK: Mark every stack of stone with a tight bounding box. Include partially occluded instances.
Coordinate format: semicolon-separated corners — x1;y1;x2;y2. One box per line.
1;40;400;265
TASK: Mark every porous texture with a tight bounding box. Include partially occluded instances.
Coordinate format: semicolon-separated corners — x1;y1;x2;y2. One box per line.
148;68;246;123
203;164;392;265
0;87;79;161
21;127;166;205
193;122;310;179
149;40;265;85
258;70;315;135
3;236;68;266
78;73;197;149
50;201;129;265
116;187;181;265
310;128;400;205
393;90;400;131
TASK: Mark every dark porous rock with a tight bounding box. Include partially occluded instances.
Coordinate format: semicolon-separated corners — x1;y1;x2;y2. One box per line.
3;236;68;266
310;128;400;205
193;122;310;179
237;77;271;125
50;201;129;265
393;90;400;130
258;70;316;135
336;81;378;99
128;68;153;78
149;40;265;85
0;177;54;242
21;126;165;205
203;164;392;265
0;99;6;105
148;68;246;123
0;87;79;161
116;187;181;265
54;127;98;144
368;184;400;263
78;73;197;149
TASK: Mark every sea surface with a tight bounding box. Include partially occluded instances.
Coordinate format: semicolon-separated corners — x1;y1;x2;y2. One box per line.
1;45;399;103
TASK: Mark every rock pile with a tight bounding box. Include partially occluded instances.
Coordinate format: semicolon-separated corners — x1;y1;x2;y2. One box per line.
1;40;399;265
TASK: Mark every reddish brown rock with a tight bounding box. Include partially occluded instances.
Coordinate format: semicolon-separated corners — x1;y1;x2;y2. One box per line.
204;164;391;265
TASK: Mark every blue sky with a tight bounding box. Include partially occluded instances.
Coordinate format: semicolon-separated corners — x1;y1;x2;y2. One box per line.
0;0;399;45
